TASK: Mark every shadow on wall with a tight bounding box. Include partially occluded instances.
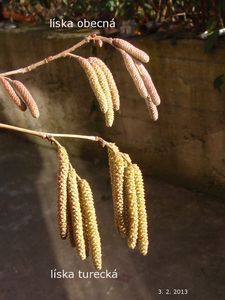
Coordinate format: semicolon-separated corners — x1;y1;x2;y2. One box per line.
0;29;225;198
0;126;69;300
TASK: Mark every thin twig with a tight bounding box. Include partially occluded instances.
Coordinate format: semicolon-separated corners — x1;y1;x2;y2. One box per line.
0;123;97;142
0;37;91;77
90;35;114;47
0;35;114;78
91;35;113;44
66;53;79;59
0;122;131;163
0;123;47;139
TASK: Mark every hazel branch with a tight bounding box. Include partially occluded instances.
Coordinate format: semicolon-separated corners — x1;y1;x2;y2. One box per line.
0;122;131;163
90;35;114;45
0;37;91;77
0;35;115;78
0;122;97;142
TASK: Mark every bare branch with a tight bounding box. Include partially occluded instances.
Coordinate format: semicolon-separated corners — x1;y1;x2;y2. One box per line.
0;122;97;142
0;36;91;77
0;122;132;164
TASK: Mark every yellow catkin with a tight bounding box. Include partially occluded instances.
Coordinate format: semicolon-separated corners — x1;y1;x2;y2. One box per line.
122;153;132;164
120;50;148;99
89;57;120;111
88;58;114;127
135;60;161;106
107;144;119;223
12;80;40;118
121;153;132;231
144;96;158;121
67;203;76;248
108;147;127;237
133;164;149;256
104;104;114;127
78;179;102;270
107;144;117;185
67;166;86;260
82;208;90;258
113;38;150;63
57;145;70;239
0;77;27;111
76;56;108;114
124;164;139;249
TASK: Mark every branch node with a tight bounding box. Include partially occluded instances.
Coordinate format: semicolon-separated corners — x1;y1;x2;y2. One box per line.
47;56;53;62
45;134;55;144
107;37;113;44
85;35;92;43
96;136;107;148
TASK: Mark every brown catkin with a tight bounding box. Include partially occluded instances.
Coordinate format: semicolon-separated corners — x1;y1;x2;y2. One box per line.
67;166;86;260
135;60;161;106
88;58;114;127
113;38;150;63
120;50;148;99
0;77;27;111
124;164;139;249
108;147;127;237
57;145;70;239
12;80;39;118
89;57;120;111
78;179;102;270
144;96;158;121
76;56;108;114
133;164;149;256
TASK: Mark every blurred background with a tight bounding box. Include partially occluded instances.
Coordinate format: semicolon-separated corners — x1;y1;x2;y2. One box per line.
0;1;225;300
0;0;225;39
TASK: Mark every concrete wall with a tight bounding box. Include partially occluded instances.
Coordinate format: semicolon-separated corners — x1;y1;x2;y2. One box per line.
0;28;225;197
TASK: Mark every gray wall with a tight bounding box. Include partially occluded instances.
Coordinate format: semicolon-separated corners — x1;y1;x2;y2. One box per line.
0;28;225;197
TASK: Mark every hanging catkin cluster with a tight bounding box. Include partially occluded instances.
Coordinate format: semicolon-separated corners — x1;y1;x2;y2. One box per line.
107;143;149;255
0;76;39;118
112;37;161;121
75;56;120;127
55;140;149;270
56;144;102;270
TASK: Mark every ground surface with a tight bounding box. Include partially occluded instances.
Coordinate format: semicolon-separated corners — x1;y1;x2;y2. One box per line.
0;134;224;300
